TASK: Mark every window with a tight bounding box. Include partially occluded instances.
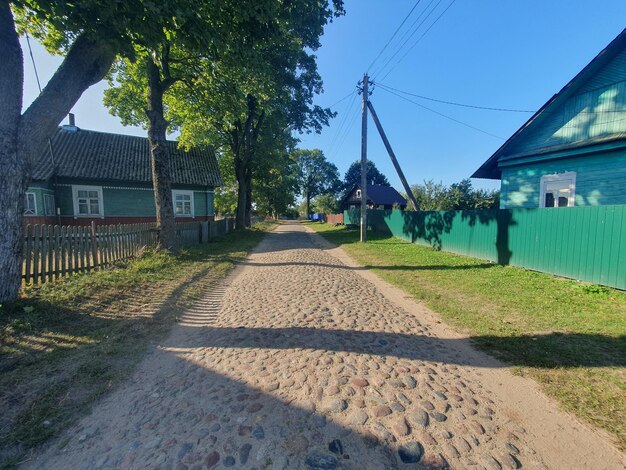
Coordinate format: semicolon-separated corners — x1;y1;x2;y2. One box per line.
173;190;194;217
72;185;103;216
355;189;362;199
24;192;36;215
540;172;576;208
43;194;56;216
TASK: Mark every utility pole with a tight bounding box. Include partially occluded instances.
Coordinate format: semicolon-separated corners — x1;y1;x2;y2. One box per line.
367;101;419;211
360;73;369;242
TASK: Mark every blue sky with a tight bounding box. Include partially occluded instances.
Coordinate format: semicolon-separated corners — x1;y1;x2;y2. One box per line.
21;1;626;191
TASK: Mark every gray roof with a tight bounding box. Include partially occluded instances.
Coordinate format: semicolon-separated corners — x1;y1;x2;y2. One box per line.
342;184;407;206
32;127;222;187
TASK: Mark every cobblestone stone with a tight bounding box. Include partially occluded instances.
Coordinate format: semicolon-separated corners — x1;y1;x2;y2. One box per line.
23;223;553;469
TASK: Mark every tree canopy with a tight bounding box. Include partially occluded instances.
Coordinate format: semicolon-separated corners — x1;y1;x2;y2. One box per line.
410;179;500;211
343;159;390;192
295;149;341;215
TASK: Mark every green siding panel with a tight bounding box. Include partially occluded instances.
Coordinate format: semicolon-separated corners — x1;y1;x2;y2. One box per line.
346;206;626;290
508;49;626;155
23;186;55;216
501;150;626;208
29;178;215;217
194;192;207;217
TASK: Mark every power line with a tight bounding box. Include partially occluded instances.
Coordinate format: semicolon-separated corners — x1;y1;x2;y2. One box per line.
371;0;442;80
376;83;535;112
326;90;357;110
380;0;457;82
377;85;505;140
330;101;361;160
366;0;422;73
326;89;359;157
376;82;626;114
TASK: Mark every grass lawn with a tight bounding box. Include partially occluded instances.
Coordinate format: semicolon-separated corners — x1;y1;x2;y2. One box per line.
308;221;626;452
0;221;275;467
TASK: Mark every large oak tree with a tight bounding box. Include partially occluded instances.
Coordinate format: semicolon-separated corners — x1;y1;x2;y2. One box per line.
169;0;344;229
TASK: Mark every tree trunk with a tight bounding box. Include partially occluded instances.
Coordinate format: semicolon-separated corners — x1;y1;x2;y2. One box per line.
146;56;176;250
0;4;116;302
245;168;252;227
0;0;25;302
231;95;265;231
305;191;312;216
234;157;247;230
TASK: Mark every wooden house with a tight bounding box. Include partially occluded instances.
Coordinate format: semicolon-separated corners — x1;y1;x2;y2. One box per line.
340;184;407;211
472;28;626;209
24;125;222;225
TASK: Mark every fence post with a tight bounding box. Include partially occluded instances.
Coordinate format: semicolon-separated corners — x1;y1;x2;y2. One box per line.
90;221;98;270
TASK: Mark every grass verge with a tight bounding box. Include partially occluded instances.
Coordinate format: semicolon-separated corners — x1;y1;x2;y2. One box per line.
0;221;276;467
308;221;626;451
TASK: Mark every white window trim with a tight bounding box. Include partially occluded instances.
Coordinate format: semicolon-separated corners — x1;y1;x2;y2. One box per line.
24;192;37;216
540;172;576;208
355;189;362;199
172;190;195;218
43;193;56;216
72;185;104;218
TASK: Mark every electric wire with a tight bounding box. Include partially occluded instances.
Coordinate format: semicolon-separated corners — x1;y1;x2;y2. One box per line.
376;82;626;114
379;0;457;82
371;0;443;80
326;90;358;110
326;89;359;157
25;34;43;93
376;83;536;112
330;99;361;160
377;85;505;139
366;0;423;73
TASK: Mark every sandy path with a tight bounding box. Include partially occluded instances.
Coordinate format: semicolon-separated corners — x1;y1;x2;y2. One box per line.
23;222;625;469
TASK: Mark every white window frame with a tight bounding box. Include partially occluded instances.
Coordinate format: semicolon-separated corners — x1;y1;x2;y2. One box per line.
172;190;195;218
355;189;362;199
72;185;104;217
24;192;37;216
43;193;56;216
540;172;576;208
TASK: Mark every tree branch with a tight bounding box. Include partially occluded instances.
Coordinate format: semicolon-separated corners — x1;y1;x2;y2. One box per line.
18;33;117;168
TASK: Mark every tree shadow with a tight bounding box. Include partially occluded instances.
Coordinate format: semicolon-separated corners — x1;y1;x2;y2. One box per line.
458;210;516;266
26;350;454;469
364;209;517;266
235;260;497;272
163;326;626;369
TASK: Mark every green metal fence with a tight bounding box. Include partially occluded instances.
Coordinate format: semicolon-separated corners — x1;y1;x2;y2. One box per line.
345;206;626;290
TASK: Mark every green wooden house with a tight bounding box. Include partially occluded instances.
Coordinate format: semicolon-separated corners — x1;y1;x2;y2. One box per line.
473;28;626;209
25;125;222;226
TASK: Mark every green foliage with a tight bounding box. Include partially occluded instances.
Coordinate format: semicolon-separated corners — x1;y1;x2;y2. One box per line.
12;0;218;55
164;1;344;225
312;193;339;214
410;178;500;211
342;160;390;192
295;149;341;214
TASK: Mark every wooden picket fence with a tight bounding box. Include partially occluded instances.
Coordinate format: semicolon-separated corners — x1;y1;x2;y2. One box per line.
22;218;235;285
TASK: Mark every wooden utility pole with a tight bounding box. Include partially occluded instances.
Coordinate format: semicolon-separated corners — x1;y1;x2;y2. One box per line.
360;73;369;242
367;100;419;211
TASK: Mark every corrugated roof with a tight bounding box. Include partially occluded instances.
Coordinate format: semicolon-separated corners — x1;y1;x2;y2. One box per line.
32;127;222;187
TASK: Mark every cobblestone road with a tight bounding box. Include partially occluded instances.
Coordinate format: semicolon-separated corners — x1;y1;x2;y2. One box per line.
24;222;624;469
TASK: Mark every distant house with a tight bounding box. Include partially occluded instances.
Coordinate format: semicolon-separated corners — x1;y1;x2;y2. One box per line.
472;28;626;209
340;184;407;211
24;125;222;226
